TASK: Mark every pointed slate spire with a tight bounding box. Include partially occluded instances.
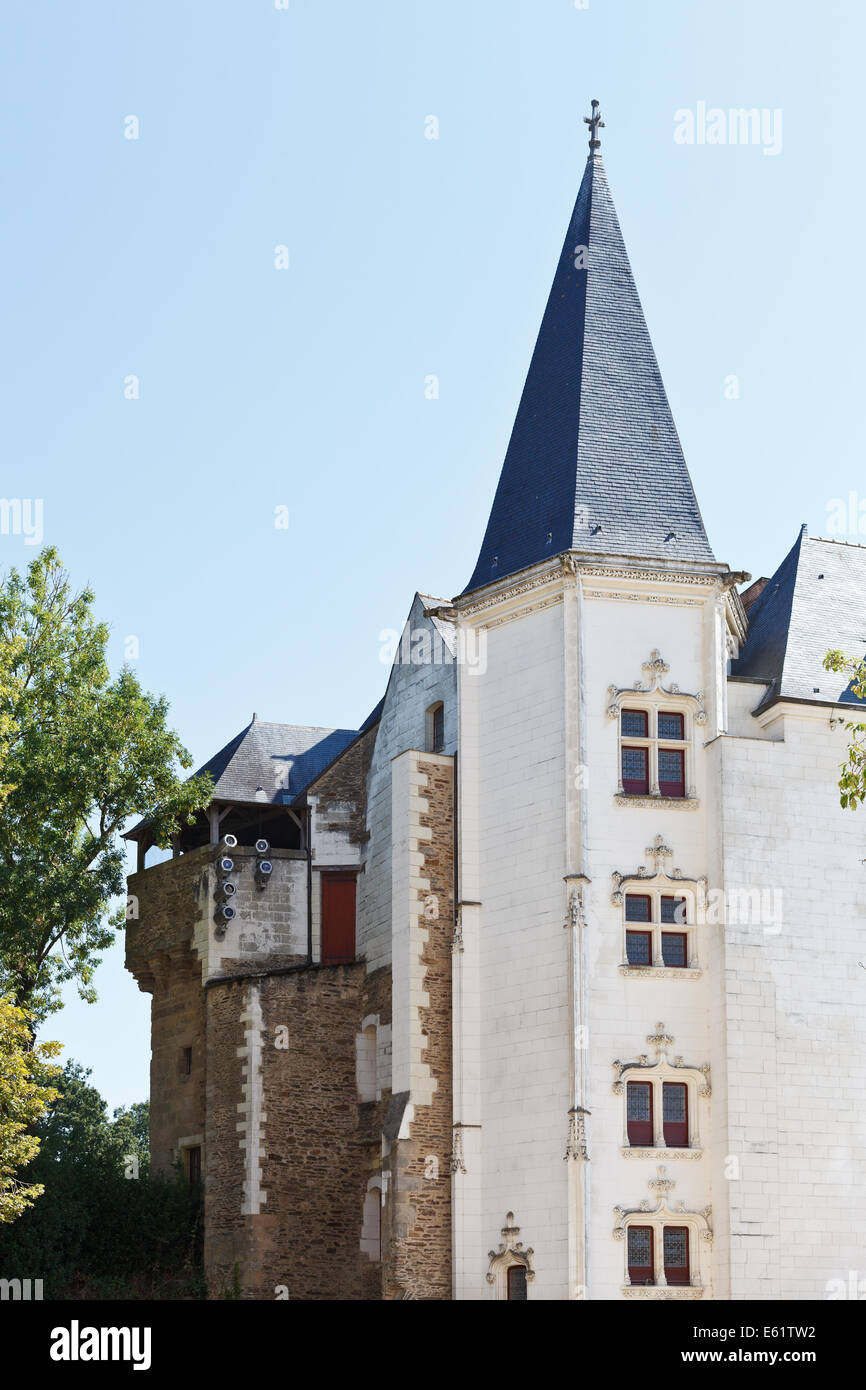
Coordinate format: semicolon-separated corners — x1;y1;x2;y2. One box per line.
463;108;714;594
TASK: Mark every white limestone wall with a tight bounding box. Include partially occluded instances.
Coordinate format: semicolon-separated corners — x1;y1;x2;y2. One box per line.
455;572;734;1299
468;597;570;1299
578;586;719;1298
714;704;866;1300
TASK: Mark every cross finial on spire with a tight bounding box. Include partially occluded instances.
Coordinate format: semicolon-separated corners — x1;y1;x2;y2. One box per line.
584;98;605;155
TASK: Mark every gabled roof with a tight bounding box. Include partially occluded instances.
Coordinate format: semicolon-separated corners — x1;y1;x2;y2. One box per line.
463;140;714;595
195;716;359;804
126;717;360;837
733;528;866;709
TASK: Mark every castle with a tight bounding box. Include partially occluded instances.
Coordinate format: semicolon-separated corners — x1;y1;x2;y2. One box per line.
125;105;866;1300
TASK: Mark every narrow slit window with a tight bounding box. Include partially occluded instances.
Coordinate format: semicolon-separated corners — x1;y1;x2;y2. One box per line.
507;1265;528;1301
187;1145;201;1189
432;703;444;753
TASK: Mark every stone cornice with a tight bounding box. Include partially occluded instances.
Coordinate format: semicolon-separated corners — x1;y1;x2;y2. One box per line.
452;553;741;623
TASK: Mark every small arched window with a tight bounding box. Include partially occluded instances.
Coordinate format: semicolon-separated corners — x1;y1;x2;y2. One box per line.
426;701;445;754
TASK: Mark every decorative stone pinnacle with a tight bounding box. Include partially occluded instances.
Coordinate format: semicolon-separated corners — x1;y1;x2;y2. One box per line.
584;98;605;154
646;1022;674;1056
645;834;674;871
649;1164;675;1194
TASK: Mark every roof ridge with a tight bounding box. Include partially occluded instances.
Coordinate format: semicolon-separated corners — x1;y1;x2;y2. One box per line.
807;535;866;550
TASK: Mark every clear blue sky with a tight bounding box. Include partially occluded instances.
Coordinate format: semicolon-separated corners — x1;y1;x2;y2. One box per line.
1;0;862;1110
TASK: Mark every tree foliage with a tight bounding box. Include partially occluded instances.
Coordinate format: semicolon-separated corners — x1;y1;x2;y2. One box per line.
0;1060;203;1298
823;650;866;810
0;998;60;1223
0;548;211;1019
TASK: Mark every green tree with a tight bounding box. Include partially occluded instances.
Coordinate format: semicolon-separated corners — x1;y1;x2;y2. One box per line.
0;1061;202;1297
0;548;211;1020
823;651;866;809
111;1100;150;1171
0;998;60;1223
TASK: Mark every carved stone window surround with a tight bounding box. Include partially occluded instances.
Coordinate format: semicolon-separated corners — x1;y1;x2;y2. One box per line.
613;839;707;972
608;650;707;799
613;1167;712;1295
613;1022;711;1152
487;1212;535;1299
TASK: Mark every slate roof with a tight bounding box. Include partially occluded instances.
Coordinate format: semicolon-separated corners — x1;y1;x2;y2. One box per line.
126;717;360;836
419;593;458;655
732;528;866;709
195;717;360;804
463;147;715;595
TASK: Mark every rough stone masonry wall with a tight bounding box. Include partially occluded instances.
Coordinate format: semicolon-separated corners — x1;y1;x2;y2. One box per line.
204;963;392;1300
385;755;454;1300
126;850;210;1173
309;723;378;848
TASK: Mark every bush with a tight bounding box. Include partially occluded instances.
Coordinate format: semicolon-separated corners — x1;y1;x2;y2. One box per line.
0;1060;204;1299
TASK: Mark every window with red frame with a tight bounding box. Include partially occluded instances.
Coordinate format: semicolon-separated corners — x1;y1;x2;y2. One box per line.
657;711;685;741
660;895;687;926
661;933;688;968
627;1226;654;1286
507;1265;527;1300
626;1080;653;1147
625;894;652;966
621;745;649;795
658;747;685;798
663;1082;689;1148
663;1226;690;1285
626;930;652;965
621;709;648;738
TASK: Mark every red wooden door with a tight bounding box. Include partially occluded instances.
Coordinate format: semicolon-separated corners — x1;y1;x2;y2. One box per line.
663;1226;690;1285
321;874;356;963
627;1226;654;1286
627;1081;653;1147
663;1082;689;1148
